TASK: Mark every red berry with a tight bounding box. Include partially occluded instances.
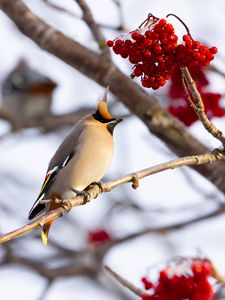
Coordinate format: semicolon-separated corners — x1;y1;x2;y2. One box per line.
141;277;154;290
165;23;174;33
183;34;192;42
106;40;114;47
153;45;162;54
133;65;143;77
141;80;150;88
143;50;151;58
131;32;139;40
124;39;133;47
193;41;201;48
88;229;111;244
210;46;218;54
199;45;208;54
144;38;153;47
131;32;143;40
112;45;121;54
158;18;167;26
145;30;152;38
115;39;123;46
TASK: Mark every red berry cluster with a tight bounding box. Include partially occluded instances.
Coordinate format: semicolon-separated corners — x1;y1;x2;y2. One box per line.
168;66;224;126
176;35;217;67
87;229;111;244
107;14;218;90
141;259;214;300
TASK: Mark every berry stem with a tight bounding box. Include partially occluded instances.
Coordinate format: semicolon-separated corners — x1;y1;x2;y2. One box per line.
166;13;192;37
138;13;159;28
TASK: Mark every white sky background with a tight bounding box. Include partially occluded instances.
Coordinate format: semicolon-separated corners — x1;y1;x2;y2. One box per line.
0;0;225;299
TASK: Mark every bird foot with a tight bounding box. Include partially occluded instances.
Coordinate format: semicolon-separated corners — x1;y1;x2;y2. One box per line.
60;200;73;214
70;188;91;204
86;181;103;192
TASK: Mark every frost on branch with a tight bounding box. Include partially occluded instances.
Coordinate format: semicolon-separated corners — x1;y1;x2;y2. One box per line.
141;257;215;300
107;13;218;90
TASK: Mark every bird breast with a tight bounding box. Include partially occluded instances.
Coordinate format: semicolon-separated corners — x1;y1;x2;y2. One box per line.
50;125;114;199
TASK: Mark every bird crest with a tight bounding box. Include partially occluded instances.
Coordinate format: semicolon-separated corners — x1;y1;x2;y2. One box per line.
96;86;113;120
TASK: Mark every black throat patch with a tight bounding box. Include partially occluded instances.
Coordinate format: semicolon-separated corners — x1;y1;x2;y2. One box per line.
93;111;115;123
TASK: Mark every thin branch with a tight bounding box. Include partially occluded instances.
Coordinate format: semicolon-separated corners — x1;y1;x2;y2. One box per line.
104;266;145;297
42;0;124;32
0;149;224;244
74;0;110;59
112;202;225;246
182;67;225;146
2;254;96;279
208;64;225;79
111;0;126;31
209;259;225;285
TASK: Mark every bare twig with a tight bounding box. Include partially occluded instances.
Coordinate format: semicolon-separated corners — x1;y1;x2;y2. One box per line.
111;0;126;31
208;64;225;79
42;0;124;31
112;202;225;246
0;149;224;244
182;67;225;146
74;0;110;59
209;259;225;285
104;265;145;297
2;253;96;279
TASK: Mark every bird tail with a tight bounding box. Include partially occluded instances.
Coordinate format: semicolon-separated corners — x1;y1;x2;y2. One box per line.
41;221;54;246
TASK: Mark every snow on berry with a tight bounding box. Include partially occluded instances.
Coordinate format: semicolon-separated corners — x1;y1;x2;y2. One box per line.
107;13;218;90
141;258;215;300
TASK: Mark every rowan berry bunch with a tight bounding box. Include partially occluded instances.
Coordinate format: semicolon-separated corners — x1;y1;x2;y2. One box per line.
87;229;111;244
141;258;215;300
168;66;224;126
107;13;218;90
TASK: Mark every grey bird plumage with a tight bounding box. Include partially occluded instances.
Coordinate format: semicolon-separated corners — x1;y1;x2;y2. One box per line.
28;88;122;245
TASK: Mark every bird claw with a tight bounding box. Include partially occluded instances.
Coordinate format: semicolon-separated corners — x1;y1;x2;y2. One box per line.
87;181;103;192
60;200;73;214
70;188;91;204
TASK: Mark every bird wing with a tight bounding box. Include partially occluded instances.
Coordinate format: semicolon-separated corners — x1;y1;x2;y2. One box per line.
28;117;86;220
28;152;74;220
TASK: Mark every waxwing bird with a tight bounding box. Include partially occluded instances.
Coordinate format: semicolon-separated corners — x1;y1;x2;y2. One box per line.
2;58;56;123
28;88;123;245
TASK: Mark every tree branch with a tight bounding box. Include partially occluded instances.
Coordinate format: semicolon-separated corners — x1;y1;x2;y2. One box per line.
74;0;110;57
182;67;225;146
42;0;124;32
2;254;96;279
0;150;224;244
112;202;225;246
104;266;145;297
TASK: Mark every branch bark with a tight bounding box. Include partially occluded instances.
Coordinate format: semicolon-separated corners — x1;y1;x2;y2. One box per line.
182;67;225;146
105;266;145;297
1;0;225;195
0;150;224;244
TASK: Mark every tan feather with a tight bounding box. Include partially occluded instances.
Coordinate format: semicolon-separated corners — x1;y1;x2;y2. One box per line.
97;86;113;120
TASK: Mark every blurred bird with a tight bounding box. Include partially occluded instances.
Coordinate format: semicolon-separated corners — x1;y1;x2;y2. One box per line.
28;88;123;245
2;59;56;123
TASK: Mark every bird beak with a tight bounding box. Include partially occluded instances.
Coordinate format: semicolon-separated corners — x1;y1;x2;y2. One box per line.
115;118;123;124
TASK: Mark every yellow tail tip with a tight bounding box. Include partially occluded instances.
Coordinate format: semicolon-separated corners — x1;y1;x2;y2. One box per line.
41;230;48;246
